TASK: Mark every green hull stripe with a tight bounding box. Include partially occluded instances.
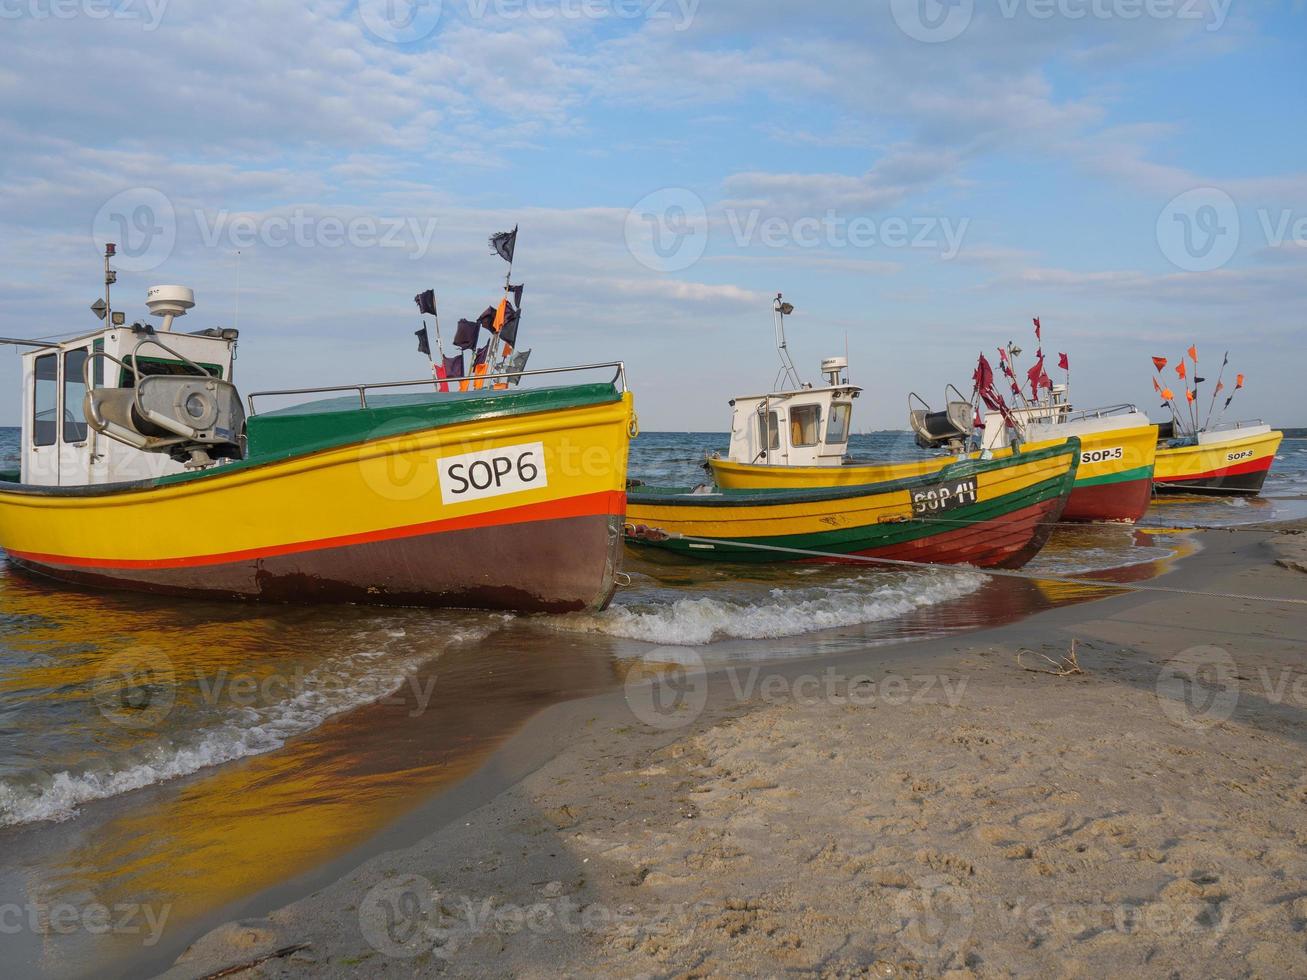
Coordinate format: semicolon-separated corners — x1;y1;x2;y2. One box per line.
632;471;1073;563
1074;465;1154;490
244;382;620;464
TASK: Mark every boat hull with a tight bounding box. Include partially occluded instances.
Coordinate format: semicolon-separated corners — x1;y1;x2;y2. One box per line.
1060;472;1154;522
709;424;1155;524
0;389;634;612
1153;429;1282;495
627;439;1079;569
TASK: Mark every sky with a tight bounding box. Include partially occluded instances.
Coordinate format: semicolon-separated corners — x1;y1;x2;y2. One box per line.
1;0;1304;430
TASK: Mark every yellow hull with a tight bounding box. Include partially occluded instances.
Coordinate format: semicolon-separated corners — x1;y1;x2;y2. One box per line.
1153;428;1281;494
709;424;1157;523
628;439;1080;568
0;392;635;611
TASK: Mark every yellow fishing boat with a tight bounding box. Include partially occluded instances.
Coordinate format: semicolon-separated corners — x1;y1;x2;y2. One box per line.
0;255;635;612
628;438;1080;569
705;301;1154;523
1146;352;1281;494
1152;423;1282;494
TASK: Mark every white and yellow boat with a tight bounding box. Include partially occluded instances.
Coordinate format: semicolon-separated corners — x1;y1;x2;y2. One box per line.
706;298;1155;523
1152;422;1282;495
0;263;634;612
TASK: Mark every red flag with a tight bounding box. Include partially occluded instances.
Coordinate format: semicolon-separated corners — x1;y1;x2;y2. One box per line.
1010;381;1021;398
1152;377;1161;394
1175;361;1186;380
434;364;449;393
1215;381;1224;394
997;346;1008;364
973;408;983;429
1151;356;1167;372
1188;345;1198;363
1026;355;1047;397
1057;352;1069;370
1033;317;1041;340
973;354;1005;412
1235;373;1244;390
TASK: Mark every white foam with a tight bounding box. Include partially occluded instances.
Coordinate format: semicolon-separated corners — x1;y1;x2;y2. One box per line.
0;624;494;828
549;571;986;647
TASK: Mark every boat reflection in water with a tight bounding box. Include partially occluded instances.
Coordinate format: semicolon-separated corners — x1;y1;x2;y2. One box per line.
0;513;1194;978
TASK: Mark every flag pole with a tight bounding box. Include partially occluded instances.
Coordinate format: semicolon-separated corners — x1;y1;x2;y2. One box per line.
1201;351;1228;431
489;225;518;373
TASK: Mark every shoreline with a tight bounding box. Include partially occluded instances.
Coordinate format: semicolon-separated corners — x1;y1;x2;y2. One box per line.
151;519;1307;978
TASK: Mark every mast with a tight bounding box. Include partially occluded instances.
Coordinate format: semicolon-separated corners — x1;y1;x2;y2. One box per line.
773;293;802;390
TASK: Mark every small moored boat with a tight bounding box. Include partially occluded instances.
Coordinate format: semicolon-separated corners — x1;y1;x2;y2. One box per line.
1153;423;1282;494
1146;351;1281;495
626;438;1080;569
0;252;635;612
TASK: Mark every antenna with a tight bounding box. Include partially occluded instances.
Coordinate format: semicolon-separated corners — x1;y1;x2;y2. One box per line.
103;243;117;327
233;250;241;332
773;292;802;390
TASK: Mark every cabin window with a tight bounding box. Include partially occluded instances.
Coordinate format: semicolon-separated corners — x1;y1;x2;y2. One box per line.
757;410;779;452
33;353;58;447
790;404;821;447
826;402;851;445
63;348;90;443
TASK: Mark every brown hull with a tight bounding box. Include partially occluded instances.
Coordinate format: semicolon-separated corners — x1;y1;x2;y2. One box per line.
6;513;623;613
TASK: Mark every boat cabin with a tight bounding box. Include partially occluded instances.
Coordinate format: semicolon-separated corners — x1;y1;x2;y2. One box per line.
13;289;238;488
977;383;1073;451
724;358;861;467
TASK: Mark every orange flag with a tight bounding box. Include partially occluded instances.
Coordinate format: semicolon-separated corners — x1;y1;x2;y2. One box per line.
1185;389;1196;403
1161;388;1175;400
1151;356;1167;372
492;296;508;333
1175;361;1187;380
1235;373;1245;390
1152;377;1161;393
1187;345;1198;363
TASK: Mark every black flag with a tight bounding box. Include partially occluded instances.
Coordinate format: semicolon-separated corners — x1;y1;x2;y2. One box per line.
489;227;517;264
414;289;437;317
452;318;480;351
500;305;521;349
509;283;524;308
415;325;431;357
507;348;531;384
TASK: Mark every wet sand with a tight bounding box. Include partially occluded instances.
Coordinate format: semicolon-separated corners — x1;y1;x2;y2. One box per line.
158;520;1307;978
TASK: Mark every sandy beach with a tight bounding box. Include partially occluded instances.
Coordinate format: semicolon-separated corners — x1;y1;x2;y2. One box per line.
152;520;1307;979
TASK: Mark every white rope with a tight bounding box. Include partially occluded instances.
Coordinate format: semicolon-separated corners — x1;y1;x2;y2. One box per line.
629;527;1307;607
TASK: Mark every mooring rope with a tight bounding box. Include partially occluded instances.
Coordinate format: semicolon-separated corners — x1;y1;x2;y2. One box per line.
624;525;1307;607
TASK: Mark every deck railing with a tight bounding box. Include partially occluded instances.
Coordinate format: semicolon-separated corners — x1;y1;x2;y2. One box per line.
246;361;628;415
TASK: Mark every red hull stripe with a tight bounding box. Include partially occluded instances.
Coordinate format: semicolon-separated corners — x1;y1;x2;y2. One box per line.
8;490;627;571
1154;454;1274;484
1062;475;1153;522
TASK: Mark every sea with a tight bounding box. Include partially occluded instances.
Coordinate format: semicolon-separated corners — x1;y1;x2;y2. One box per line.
1;424;1306;975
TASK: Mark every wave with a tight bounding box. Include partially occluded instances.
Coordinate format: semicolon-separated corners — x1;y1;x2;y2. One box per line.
0;624;495;827
548;570;987;647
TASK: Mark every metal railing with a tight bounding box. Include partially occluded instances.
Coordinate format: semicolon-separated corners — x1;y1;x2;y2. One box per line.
246;361;627;416
1210;418;1265;432
1064;402;1138;422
